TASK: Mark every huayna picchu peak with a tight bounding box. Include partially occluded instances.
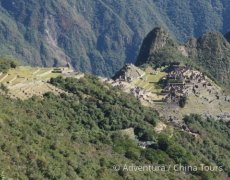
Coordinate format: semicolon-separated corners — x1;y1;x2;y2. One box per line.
136;27;230;91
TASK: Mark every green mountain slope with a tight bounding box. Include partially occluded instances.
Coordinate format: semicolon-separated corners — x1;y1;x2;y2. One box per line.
0;74;229;179
191;32;230;89
0;0;230;76
136;27;230;91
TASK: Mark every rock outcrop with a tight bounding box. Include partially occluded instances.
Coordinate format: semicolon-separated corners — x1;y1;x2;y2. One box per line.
112;64;145;82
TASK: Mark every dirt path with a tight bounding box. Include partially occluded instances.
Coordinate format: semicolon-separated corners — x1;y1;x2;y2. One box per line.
36;70;53;77
0;74;8;83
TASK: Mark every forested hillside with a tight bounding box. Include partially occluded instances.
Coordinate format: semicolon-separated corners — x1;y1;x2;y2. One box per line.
0;1;230;179
0;0;230;76
0;75;229;179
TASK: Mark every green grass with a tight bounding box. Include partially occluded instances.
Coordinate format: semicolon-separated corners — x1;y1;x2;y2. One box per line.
0;66;60;84
0;66;64;99
133;71;167;94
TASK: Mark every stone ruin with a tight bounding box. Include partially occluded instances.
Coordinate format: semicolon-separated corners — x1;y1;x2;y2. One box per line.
113;64;145;82
161;65;208;104
52;62;74;74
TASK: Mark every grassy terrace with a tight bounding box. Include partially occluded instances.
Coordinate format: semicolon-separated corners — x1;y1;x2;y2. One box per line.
120;67;167;103
0;66;64;100
0;66;62;85
131;67;167;97
133;72;166;93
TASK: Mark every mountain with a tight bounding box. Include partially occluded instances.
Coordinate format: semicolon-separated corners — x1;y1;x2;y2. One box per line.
1;1;230;179
0;62;230;179
189;32;230;89
136;27;230;91
1;0;230;76
135;27;184;67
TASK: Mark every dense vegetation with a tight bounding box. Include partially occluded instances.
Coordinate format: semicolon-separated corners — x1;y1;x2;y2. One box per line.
0;57;17;72
182;114;230;178
0;75;229;179
194;32;230;89
0;0;230;76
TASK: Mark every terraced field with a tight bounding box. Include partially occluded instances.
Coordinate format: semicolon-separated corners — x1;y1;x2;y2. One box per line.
133;72;166;93
0;66;65;100
131;67;166;93
129;67;167;102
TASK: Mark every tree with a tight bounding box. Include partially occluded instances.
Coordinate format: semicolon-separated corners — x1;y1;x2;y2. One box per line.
158;135;170;151
125;148;141;160
179;96;187;108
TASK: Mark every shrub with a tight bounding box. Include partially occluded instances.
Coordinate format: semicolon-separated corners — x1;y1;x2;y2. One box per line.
158;135;170;151
166;144;188;164
144;149;168;164
125;148;141;160
0;57;18;72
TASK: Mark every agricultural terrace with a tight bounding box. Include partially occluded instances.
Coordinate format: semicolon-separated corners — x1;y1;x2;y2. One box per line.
0;66;67;100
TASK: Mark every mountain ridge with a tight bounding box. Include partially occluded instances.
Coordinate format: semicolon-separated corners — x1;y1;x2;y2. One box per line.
1;1;230;76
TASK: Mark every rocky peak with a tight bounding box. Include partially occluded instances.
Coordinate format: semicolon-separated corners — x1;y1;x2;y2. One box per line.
147;27;170;51
184;32;230;59
195;32;230;88
136;27;177;66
